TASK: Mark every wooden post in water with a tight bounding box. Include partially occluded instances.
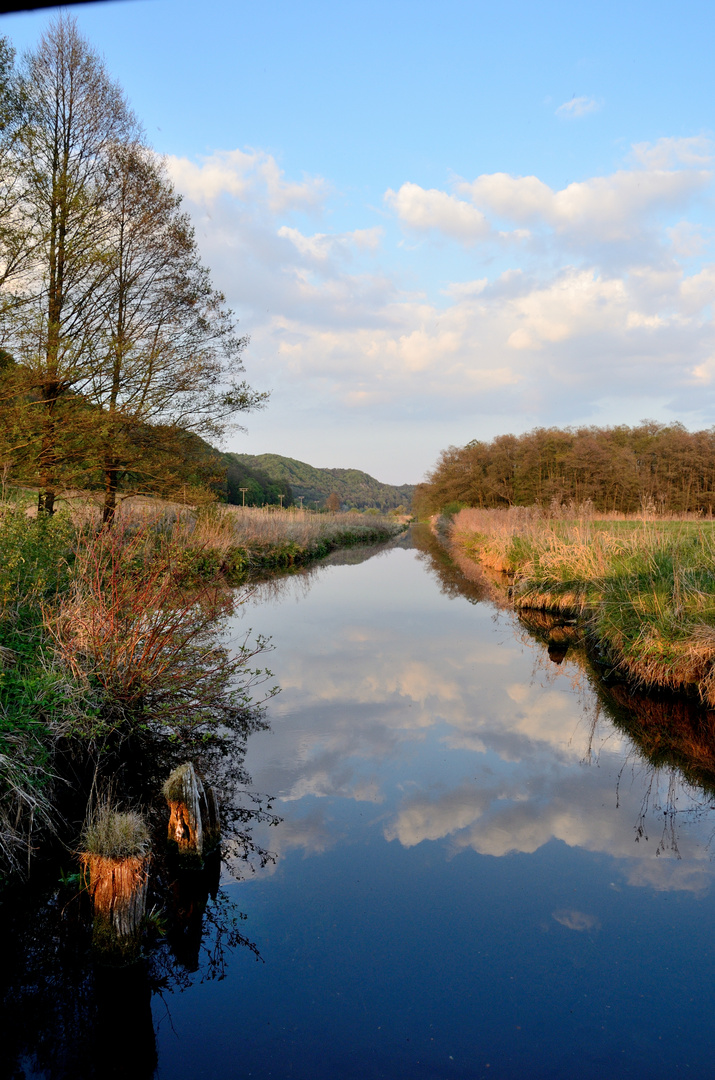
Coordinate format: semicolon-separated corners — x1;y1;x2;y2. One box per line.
163;762;220;863
84;853;151;957
80;807;151;959
198;777;221;854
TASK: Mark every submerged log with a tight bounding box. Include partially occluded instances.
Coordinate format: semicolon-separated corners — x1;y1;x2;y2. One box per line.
163;762;220;862
82;852;150;957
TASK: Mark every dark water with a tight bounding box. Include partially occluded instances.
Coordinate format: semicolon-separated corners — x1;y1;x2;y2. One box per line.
6;528;715;1078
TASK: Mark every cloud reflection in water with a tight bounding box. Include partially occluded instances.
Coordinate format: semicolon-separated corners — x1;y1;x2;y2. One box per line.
234;537;715;894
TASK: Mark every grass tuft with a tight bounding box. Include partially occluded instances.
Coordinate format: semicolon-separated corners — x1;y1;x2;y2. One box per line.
82;801;150;859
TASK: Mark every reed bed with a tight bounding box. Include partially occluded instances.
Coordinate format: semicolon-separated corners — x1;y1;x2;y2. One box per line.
150;504;405;576
450;506;715;706
0;497;404;878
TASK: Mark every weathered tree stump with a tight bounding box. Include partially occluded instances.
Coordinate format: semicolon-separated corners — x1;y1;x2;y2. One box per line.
82;852;150;958
80;804;151;961
163;762;220;864
198;779;221;854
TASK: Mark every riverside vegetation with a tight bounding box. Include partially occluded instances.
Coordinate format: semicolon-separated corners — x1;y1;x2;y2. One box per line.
0;14;407;895
0;498;404;884
447;505;715;706
418;421;715;711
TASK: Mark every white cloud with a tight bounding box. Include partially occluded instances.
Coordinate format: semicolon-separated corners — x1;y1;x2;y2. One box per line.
630;136;712;170
667;221;712;257
164;136;715;478
166;147;327;213
556;95;601;119
458;166;711;243
277;224;383;262
385;182;490;243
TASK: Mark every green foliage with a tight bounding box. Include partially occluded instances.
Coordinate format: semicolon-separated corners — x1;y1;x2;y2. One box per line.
441;501;467;518
419;422;715;516
219;452;294;507
229;452;414;511
0;509;75;648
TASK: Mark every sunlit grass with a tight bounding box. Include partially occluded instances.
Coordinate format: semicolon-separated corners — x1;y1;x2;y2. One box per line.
450;507;715;704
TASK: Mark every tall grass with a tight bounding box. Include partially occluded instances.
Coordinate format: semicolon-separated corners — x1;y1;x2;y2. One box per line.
450;506;715;705
137;504;405;576
0;498;403;878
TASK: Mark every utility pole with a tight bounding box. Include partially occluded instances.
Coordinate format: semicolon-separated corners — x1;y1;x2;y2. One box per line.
297;495;304;509
279;493;284;508
239;487;248;507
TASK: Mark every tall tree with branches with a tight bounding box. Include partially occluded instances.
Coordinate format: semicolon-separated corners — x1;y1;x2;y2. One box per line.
87;142;266;523
7;15;138;513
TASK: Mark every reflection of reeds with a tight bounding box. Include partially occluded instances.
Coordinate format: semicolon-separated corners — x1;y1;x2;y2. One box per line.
449;507;715;705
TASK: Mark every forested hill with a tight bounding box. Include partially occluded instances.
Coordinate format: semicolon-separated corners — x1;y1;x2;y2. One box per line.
230;453;414;510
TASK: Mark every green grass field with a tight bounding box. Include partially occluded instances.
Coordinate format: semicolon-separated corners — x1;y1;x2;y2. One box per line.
450;507;715;705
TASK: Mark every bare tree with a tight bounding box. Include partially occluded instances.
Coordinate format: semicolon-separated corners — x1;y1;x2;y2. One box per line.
7;15;138;513
87;142;266;523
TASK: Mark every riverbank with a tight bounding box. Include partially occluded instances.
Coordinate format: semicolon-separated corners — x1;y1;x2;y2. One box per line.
447;506;715;707
0;503;406;881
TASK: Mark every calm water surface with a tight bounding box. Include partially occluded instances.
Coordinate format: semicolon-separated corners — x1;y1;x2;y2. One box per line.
150;529;715;1079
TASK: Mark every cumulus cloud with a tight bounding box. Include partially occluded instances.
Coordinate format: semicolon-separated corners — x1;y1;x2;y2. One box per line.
630;135;712;170
164;137;715;478
457;165;711;243
385;182;490;243
555;95;601;119
166;147;327;213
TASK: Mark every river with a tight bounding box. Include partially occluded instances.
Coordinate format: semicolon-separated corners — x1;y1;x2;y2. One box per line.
4;526;715;1078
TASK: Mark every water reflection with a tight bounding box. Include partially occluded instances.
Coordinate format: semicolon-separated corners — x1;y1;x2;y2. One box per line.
0;842;265;1079
6;527;715;1078
238;526;715;899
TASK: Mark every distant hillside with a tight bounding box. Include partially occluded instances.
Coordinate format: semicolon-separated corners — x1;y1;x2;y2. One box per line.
220;451;294;507
231;453;414;511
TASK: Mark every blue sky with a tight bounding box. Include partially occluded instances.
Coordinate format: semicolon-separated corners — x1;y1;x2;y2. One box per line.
3;0;715;483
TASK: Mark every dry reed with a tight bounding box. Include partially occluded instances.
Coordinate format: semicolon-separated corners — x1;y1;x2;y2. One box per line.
448;506;715;706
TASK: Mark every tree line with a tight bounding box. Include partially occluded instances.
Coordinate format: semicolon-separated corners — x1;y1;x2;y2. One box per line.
415;422;715;516
0;17;265;522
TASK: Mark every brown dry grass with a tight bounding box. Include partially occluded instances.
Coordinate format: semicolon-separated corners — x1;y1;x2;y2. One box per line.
446;506;715;706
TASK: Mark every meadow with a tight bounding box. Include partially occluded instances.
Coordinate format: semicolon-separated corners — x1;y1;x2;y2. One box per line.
449;505;715;706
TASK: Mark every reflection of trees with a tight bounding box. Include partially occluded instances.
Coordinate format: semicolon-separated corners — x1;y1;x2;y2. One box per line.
515;606;715;855
242;534;408;607
412;524;494;605
417;525;715;855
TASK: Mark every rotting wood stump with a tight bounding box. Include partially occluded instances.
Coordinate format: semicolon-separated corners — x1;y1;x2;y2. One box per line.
82;852;151;958
163;762;220;864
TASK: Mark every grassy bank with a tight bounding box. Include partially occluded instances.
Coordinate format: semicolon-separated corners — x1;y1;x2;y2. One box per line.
449;506;715;706
0;502;405;879
167;504;407;576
